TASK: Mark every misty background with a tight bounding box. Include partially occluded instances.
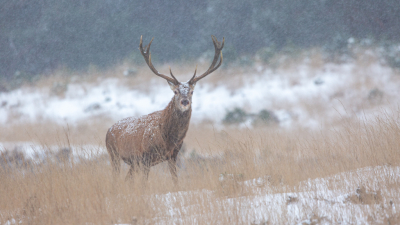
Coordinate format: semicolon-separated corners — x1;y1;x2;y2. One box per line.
1;0;400;88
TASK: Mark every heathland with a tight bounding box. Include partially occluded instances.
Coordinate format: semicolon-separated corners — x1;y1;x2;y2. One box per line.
1;47;400;224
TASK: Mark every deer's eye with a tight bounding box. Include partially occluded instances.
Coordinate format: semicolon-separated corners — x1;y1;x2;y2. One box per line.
191;91;193;95
174;91;178;95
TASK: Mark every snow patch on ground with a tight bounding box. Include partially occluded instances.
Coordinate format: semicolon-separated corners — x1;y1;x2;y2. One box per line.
139;166;399;224
0;141;106;160
1;141;398;224
0;61;398;128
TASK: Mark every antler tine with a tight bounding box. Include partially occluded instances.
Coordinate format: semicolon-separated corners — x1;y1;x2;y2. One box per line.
188;65;198;83
169;67;179;82
139;36;179;84
189;35;224;84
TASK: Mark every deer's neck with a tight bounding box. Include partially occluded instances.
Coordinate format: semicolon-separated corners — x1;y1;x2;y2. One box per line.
161;98;192;145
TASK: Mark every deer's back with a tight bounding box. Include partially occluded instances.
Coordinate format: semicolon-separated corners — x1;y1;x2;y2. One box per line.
106;111;165;159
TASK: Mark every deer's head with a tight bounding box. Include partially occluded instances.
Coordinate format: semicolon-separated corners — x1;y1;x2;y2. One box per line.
139;35;224;112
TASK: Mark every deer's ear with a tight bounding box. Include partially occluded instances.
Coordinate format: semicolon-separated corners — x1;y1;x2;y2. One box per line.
168;81;176;91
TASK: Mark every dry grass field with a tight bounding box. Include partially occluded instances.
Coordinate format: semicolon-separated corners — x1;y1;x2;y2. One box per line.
1;49;400;224
1;111;400;224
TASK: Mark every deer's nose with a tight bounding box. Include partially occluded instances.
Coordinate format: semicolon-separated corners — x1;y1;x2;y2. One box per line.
181;99;189;106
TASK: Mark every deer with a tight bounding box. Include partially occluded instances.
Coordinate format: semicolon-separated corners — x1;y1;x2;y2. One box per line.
105;35;224;184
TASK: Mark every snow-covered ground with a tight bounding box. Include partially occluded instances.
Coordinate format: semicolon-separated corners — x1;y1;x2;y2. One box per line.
135;166;399;224
0;141;105;160
1;58;399;129
4;165;396;224
1;56;400;224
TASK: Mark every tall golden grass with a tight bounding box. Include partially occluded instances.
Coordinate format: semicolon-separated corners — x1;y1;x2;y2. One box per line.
1;110;399;224
1;48;400;223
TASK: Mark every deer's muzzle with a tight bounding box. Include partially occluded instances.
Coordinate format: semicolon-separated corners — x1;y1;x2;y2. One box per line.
181;99;189;106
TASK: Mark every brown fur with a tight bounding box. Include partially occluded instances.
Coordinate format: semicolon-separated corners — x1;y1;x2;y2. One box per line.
105;35;224;183
106;97;191;183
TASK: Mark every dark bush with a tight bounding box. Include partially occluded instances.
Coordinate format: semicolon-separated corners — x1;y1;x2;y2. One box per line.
223;107;248;124
383;43;400;69
0;148;32;170
252;110;279;127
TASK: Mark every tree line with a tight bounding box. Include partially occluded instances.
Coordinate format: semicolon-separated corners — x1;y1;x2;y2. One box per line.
1;0;399;82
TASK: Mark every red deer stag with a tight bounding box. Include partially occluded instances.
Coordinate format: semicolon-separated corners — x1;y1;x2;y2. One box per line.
106;35;224;184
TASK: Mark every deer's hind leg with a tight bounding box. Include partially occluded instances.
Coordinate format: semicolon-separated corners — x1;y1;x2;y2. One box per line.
140;154;151;180
106;143;121;177
125;158;139;181
125;164;135;181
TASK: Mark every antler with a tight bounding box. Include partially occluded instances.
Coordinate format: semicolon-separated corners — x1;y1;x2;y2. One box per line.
189;35;224;85
139;36;180;85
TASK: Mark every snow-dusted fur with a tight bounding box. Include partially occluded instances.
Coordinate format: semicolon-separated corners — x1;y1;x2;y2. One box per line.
105;35;223;183
106;93;192;183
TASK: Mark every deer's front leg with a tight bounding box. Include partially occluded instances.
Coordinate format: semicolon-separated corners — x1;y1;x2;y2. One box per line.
168;146;180;185
168;157;178;185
